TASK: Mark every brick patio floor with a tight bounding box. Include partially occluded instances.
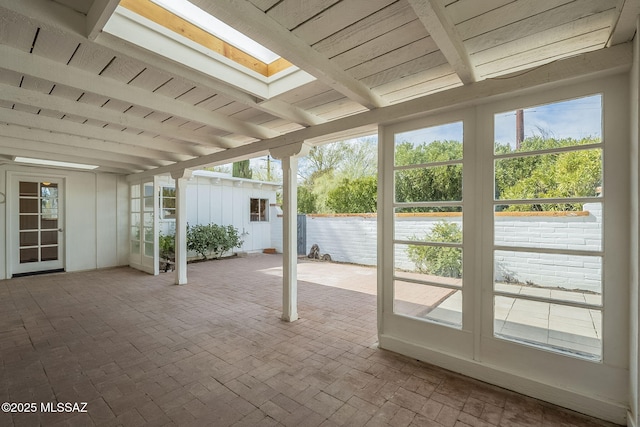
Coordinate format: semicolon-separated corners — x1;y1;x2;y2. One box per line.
0;254;618;426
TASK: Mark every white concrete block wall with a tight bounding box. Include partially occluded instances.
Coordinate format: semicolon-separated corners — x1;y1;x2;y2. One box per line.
493;203;602;292
305;215;378;264
272;203;602;292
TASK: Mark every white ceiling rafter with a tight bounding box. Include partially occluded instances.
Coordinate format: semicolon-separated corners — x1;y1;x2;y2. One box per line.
407;0;477;84
0;125;170;168
0;83;218;153
0;109;191;163
96;32;325;126
190;0;388;109
86;0;121;40
608;0;640;46
0;141;143;174
0;44;277;142
129;42;632;181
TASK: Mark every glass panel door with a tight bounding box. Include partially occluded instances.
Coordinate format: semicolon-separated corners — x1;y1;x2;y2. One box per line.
491;95;604;360
129;181;158;275
392;122;464;328
13;179;64;275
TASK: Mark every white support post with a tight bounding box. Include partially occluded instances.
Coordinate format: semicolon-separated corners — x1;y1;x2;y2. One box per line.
171;169;192;285
272;142;311;322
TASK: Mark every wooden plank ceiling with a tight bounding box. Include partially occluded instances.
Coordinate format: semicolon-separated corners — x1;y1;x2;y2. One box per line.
0;0;633;174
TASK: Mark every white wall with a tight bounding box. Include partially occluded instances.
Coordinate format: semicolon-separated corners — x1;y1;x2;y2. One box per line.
157;174;278;253
288;203;602;292
0;165;129;278
629;16;640;427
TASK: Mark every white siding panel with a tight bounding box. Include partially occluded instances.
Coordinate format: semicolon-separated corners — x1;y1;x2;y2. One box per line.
65;172;97;272
96;173;118;268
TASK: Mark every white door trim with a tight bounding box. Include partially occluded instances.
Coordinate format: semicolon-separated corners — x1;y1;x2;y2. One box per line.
6;172;67;278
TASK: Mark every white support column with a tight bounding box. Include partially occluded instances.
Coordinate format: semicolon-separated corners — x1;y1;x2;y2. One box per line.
171;169;192;285
272;142;311;322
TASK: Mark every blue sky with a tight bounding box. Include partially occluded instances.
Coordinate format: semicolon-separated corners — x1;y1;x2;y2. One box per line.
395;121;463;146
391;94;602;149
494;94;602;148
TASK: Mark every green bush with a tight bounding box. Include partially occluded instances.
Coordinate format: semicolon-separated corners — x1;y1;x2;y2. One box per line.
159;232;175;260
407;221;462;278
186;223;244;260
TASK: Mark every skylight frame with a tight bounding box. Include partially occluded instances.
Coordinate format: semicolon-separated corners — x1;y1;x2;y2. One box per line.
104;4;316;100
150;0;281;64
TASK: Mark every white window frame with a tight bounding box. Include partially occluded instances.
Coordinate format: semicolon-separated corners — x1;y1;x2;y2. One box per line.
378;74;629;420
250;197;269;222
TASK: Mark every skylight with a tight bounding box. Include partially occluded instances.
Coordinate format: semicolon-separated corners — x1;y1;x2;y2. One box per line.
14;157;99;170
150;0;280;64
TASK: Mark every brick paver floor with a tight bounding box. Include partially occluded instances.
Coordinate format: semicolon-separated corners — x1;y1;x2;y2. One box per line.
0;254;617;426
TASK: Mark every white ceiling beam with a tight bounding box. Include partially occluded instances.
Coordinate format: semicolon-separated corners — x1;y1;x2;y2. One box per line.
0;83;220;153
0;108;195;162
129;42;632;181
87;0;120;40
191;0;387;110
0;123;173;167
407;0;477;84
0;0;86;37
96;32;325;126
608;0;640;46
0;1;324;128
257;99;327;126
0;142;141;174
0;45;279;142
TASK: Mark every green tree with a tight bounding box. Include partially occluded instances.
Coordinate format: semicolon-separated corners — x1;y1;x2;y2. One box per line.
327;176;377;213
394;140;462;212
232;160;252;179
495;136;601;211
297;185;317;214
297;137;378;214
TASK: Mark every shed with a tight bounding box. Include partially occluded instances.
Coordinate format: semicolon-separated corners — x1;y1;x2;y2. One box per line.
156;170;280;254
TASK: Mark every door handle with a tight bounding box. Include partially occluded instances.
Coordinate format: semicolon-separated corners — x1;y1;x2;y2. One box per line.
58;228;63;232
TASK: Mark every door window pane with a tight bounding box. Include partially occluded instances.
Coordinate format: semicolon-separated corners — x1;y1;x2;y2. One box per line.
19;182;38;196
20;215;38;230
41;218;58;229
494;250;601;304
20;198;38;214
41;246;58;261
395;165;462;203
20;231;38;247
495;149;602;202
41;231;58;246
494;95;602;154
495;296;601;360
395;122;463;167
495;203;602;252
394;280;462;327
20;248;38;263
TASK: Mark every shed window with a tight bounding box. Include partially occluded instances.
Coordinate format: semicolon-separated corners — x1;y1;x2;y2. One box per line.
250;198;268;222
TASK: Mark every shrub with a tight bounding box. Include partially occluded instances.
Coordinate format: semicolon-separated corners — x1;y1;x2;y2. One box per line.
159;232;175;260
407;221;462;278
186;223;245;260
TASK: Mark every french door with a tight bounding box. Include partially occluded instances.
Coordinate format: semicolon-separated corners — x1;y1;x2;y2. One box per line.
12;177;64;276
